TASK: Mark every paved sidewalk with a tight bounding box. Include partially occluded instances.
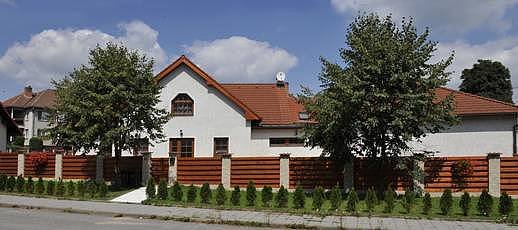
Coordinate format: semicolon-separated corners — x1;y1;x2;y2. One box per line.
111;187;146;203
0;195;515;229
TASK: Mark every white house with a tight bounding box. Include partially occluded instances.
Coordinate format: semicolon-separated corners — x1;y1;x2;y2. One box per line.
0;101;21;152
149;56;518;158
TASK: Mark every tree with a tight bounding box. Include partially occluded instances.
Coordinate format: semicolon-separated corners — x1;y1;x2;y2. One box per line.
29;137;43;152
460;59;513;103
49;43;169;186
300;13;457;163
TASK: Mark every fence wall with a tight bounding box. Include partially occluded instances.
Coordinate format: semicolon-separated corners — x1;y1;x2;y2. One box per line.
290;157;343;189
354;158;412;191
424;157;488;193
177;157;221;185
0;153;18;176
231;157;280;188
62;155;96;180
501;156;518;195
24;152;55;178
151;157;169;182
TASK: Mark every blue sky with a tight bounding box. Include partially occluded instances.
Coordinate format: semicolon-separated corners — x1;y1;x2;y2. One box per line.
2;0;518;101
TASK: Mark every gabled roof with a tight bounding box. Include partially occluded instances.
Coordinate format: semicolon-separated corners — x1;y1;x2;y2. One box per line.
435;87;518;116
0;101;21;135
155;55;261;121
3;89;56;109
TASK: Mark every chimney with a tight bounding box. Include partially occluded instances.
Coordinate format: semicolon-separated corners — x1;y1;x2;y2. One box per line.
23;85;33;97
275;72;287;88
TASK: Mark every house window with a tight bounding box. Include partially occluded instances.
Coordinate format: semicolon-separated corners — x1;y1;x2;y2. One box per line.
170;138;194;157
269;137;304;147
171;94;194;116
37;110;50;122
133;138;149;155
213;137;229;155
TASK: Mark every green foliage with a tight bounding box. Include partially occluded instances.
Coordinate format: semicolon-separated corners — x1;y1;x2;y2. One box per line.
46;180;55;195
459;192;471;216
293;184;305;209
25;176;34;194
246;180;256;207
404;189;416;214
477;189;493;216
346;188;359;214
423;192;432;215
384;189;396;213
7;136;24;152
187;184;197;203
171;181;183;202
86;180;97;198
440;189;453;215
215;184;227;206
66;180;75;196
0;174;6;190
28;137;44;152
157;179;168;200
231;186;241;206
77;181;86;197
261;186;273;207
98;181;108;198
146;177;156;199
460;59;513;103
15;175;25;193
200;183;211;204
329;184;342;210
313;186;325;210
276;185;289;208
6;176;15;192
35;177;45;194
499;192;513;216
56;179;65;196
300;13;456;160
365;187;378;214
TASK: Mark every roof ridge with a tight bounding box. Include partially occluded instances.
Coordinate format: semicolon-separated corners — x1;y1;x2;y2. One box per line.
439;87;518;109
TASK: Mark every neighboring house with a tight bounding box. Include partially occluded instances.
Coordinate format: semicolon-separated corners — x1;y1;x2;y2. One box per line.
0;101;21;151
2;86;56;147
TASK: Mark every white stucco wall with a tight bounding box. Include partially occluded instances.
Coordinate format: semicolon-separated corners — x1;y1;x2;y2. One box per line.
250;128;322;157
411;115;516;157
0;119;7;152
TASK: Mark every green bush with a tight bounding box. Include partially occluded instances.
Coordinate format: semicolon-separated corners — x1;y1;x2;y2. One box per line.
86;180;97;198
477;189;493;216
66;180;75;196
98;181;108;198
346;188;359;214
145;177;156;199
46;180;55;195
200;182;211;204
423;192;432;215
26;176;34;194
404;189;416;214
276;185;289;208
261;186;273;207
329;184;342;210
15;175;25;193
246;180;256;206
440;189;453;215
35;177;44;194
313;186;325;210
157;179;168;200
77;181;86;197
499;192;513;216
171;181;183;202
231;186;241;206
293;184;305;209
56;179;65;196
459;191;471;216
187;184;197;203
365;187;378;214
6;176;15;192
29;137;44;152
0;174;7;190
384;188;396;213
215;184;227;206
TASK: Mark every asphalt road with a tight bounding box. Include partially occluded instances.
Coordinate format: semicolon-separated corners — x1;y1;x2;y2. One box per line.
0;207;272;230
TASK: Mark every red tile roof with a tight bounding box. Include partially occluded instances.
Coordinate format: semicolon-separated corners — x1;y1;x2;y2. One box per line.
435;87;518;116
3;89;56;109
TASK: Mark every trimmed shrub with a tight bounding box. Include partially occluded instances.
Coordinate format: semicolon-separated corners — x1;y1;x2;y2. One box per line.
477;189;493;216
459;191;471;216
26;176;34;194
157;179;168;200
365;187;378;214
423;192;432;215
171;181;183;202
15;175;25;193
346;188;359;214
200;182;211;204
276;185;289;208
29;137;44;152
6;176;15;192
46;180;55;195
86;180;97;198
77;181;86;197
35;177;45;194
66;180;75;196
187;184;197;203
231;186;241;206
384;189;396;213
329;184;342;210
98;181;108;198
56;179;65;196
404;189;416;214
0;174;7;191
440;189;453;215
215;184;227;205
261;186;273;207
313;186;325;210
246;180;256;207
146;177;156;199
293;184;305;209
499;192;513;216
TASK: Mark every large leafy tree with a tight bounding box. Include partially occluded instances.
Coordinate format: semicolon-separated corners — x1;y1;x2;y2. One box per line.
459;59;513;103
301;13;458;162
50;43;169;184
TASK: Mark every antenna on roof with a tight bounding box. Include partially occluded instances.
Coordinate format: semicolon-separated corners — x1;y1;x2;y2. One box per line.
276;72;286;82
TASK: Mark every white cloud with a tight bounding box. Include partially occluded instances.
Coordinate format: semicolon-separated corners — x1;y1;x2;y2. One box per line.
330;0;518;35
0;20;167;88
184;36;298;83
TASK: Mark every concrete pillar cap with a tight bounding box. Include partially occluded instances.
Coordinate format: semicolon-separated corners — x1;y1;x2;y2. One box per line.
279;153;291;158
487;152;502;159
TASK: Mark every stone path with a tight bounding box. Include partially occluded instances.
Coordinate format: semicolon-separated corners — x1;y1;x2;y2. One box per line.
0;195;516;229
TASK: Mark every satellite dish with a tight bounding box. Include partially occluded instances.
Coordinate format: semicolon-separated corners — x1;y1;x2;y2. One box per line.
276;72;286;82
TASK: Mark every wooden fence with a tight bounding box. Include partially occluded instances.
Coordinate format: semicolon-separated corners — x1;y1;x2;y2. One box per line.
501;156;518;195
231;157;280;188
290;157;343;189
354;158;412;191
24;152;55;178
0;153;17;176
151;157;169;182
62;155;96;180
424;157;488;193
177;157;221;185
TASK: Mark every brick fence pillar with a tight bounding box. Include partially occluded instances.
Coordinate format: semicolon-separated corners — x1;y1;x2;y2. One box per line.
279;153;290;188
54;152;63;180
95;154;104;183
168;152;177;184
17;152;24;177
221;154;231;189
343;159;354;192
487;153;501;196
141;152;152;186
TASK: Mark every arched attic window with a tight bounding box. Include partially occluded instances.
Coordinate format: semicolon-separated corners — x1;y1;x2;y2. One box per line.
171;93;194;116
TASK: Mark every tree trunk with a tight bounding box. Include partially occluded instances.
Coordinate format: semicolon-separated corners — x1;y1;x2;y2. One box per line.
113;143;122;189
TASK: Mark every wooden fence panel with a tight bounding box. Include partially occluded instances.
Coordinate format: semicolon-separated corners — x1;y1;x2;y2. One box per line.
0;153;18;176
177;157;221;185
62;155;96;180
354;158;412;191
290;157;343;189
501;157;518;195
425;157;488;192
231;157;279;188
151;158;169;182
24;152;55;178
